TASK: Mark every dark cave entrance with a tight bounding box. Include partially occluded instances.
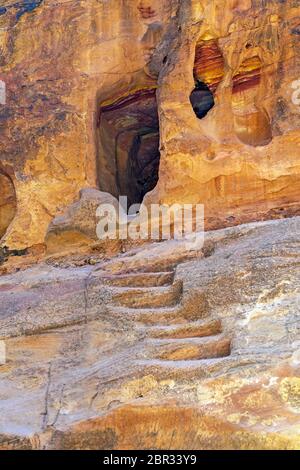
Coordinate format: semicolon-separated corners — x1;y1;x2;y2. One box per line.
190;80;215;119
97;88;160;210
0;170;17;240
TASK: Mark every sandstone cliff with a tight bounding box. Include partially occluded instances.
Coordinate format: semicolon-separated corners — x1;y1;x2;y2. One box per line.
0;0;299;250
0;217;299;449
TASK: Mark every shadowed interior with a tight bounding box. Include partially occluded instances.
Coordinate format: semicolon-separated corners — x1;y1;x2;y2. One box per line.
232;56;272;146
97;88;160;208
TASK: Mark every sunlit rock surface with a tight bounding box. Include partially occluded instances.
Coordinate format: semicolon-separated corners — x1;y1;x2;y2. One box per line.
146;0;300;230
0;170;16;239
0;0;299;451
0;0;177;249
0;218;299;449
0;0;299;249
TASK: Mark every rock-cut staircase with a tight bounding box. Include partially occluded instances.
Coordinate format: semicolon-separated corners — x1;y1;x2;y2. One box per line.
103;266;231;368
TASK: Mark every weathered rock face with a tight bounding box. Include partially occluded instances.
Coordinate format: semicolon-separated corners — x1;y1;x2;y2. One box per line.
146;0;300;230
0;0;177;249
0;169;16;239
0;217;299;449
97;87;160;207
0;0;299;250
45;188;122;255
1;2;299;452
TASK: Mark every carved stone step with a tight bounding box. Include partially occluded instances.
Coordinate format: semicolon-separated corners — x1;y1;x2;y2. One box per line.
145;334;231;361
101;271;174;288
106;305;184;325
145;318;222;339
110;280;183;308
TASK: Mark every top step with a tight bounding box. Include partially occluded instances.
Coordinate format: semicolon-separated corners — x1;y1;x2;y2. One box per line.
100;271;174;288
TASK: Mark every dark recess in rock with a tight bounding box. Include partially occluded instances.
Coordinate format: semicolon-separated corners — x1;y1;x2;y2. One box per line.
190;80;215;119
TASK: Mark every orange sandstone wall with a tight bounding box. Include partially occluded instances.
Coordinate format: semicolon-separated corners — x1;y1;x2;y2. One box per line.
0;0;299;249
0;0;177;248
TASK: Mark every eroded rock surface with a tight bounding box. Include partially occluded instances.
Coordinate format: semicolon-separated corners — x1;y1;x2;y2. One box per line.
0;170;16;239
0;0;299;452
0;0;177;249
146;0;300;230
0;217;299;449
0;1;299;250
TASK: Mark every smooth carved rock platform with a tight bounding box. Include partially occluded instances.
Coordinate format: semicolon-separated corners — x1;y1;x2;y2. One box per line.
0;217;299;450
